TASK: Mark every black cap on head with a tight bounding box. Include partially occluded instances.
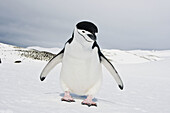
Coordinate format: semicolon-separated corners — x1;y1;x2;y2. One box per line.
76;21;98;34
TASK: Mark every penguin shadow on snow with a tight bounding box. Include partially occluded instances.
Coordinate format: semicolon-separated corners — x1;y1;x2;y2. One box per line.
59;93;98;102
44;92;97;102
59;93;118;106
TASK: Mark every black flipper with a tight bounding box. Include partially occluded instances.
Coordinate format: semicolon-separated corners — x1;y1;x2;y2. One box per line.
100;53;124;90
40;49;64;81
92;41;124;90
40;37;74;81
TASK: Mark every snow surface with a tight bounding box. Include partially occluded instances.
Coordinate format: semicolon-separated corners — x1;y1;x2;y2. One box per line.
0;43;170;113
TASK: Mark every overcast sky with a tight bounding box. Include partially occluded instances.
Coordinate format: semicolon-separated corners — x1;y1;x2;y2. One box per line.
0;0;170;50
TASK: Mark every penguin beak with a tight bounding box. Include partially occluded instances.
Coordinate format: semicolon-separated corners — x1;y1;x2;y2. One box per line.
87;34;97;41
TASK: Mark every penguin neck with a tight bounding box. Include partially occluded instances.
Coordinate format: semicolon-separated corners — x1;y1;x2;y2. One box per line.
73;29;93;49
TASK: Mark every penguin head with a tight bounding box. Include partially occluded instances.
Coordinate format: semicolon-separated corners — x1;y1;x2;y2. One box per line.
74;21;98;43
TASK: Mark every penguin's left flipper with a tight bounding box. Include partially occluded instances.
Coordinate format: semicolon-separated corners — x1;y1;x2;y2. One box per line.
100;53;124;90
40;49;64;81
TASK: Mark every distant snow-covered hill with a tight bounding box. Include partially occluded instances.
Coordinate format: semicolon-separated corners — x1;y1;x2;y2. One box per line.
102;49;170;64
1;42;170;64
0;43;55;63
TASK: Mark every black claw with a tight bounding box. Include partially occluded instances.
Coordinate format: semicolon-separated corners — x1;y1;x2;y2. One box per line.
81;102;97;107
91;103;97;107
40;77;45;81
119;85;123;90
61;98;75;103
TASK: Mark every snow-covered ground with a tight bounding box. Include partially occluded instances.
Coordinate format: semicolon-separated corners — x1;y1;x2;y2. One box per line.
0;42;170;113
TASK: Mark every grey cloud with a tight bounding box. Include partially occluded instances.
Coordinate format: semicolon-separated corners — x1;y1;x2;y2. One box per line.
0;0;170;50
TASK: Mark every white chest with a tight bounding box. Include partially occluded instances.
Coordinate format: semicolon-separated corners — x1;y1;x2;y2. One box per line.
60;40;102;94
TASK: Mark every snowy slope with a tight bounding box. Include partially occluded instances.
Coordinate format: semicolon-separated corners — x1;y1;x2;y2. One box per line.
0;43;170;113
0;43;26;63
0;43;55;62
1;42;169;64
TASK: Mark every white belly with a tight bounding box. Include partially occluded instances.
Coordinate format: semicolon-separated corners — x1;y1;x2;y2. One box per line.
60;42;102;95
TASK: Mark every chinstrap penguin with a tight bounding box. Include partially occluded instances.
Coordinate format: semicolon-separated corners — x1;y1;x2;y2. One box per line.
40;21;124;107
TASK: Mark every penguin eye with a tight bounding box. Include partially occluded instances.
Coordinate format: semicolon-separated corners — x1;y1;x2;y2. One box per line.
82;31;85;33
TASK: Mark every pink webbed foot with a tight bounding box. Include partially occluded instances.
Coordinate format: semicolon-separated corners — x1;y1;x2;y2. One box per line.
81;95;97;107
61;91;75;102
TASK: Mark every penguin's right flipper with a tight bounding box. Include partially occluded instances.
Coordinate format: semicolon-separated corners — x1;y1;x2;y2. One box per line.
40;49;64;81
100;53;124;90
92;41;124;90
